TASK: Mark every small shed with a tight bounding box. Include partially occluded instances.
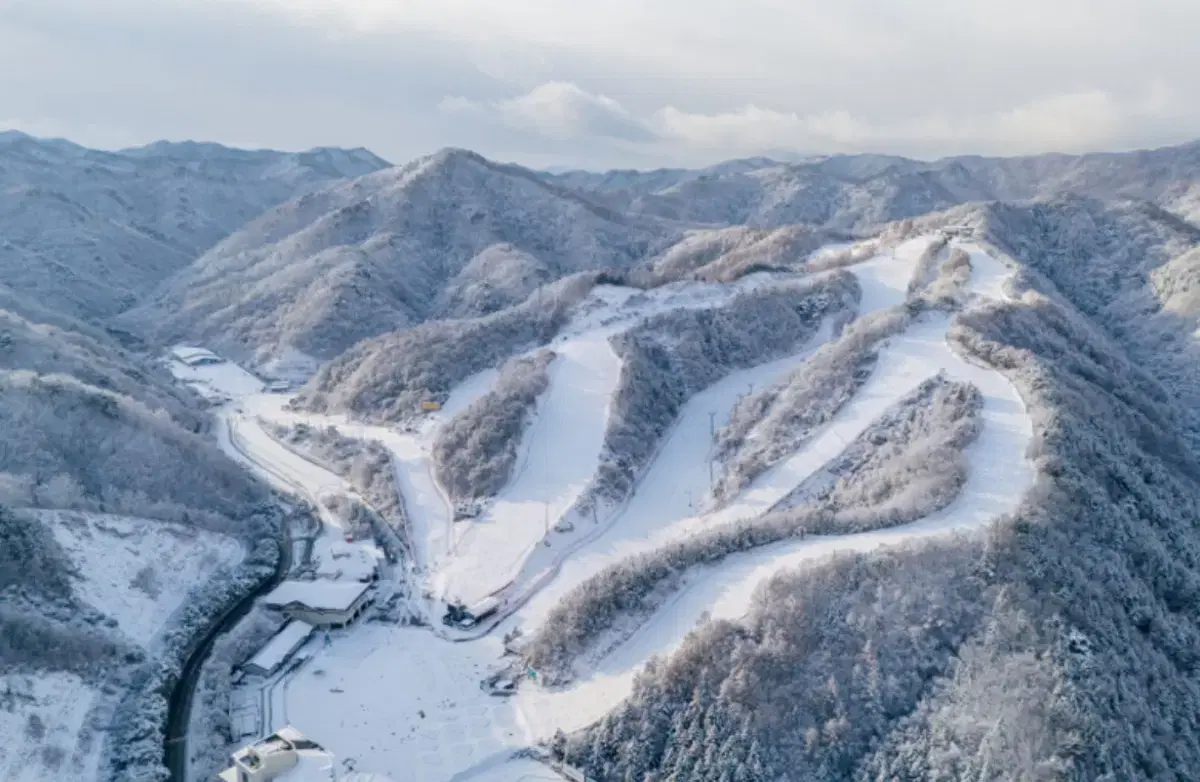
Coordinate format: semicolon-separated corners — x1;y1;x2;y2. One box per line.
243;620;314;677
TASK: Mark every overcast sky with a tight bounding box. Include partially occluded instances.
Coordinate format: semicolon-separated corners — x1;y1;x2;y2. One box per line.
2;0;1198;170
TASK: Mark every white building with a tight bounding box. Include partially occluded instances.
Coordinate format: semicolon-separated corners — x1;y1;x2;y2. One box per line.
243;620;314;678
262;580;372;628
170;345;225;367
217;726;396;782
218;726;331;782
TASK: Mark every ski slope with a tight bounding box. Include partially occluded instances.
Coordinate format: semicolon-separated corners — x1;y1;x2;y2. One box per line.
510;236;935;627
509;238;1034;740
433;337;618;606
429;270;861;605
176;236;1039;782
436;248;942;610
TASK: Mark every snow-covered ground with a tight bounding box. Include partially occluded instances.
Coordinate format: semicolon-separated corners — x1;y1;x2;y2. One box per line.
433;266;897;606
173;237;1037;782
508;236;934;629
0;673;103;782
433;336;620;606
284;626;518;782
166;349;264;400
507;238;1034;741
37;510;244;649
4;512;243;782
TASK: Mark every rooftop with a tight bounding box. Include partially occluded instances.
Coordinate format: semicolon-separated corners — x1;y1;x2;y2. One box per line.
263;580;371;612
245;620;314;674
276;749;336;781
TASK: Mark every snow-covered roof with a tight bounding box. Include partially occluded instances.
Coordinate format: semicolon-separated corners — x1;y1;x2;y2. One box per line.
170;345;223;365
276;750;336;781
263;580;370;612
313;539;381;582
245;620;313;674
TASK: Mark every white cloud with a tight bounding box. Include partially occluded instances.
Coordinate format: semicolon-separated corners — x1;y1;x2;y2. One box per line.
2;0;1199;168
649;85;1200;159
439;82;653;143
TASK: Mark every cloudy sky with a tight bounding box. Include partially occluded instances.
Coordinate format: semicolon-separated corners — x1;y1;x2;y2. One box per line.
2;0;1198;170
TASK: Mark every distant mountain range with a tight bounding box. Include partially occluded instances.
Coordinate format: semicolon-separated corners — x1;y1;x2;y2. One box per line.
0;130;388;320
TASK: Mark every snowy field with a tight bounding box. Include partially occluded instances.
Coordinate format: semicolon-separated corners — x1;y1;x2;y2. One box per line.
284;626;520;782
37;510;245;648
166;348;264;400
173;235;1038;782
3;512;243;782
0;673;103;782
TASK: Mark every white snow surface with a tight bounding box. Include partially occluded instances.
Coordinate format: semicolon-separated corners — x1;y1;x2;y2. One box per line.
508;235;935;628
0;673;103;782
37;510;244;649
284;626;519;782
167;346;264;399
247;621;315;675
4;513;241;782
508;237;1035;739
434;269;870;605
433;338;619;606
187;236;1037;782
263;580;370;612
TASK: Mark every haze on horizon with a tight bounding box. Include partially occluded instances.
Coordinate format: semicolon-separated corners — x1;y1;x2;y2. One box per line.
2;0;1198;170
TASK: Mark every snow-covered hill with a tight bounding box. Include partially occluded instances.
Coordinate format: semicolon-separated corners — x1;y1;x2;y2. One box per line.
544;140;1200;231
0;131;388;319
0;509;246;782
6;129;1200;782
121;148;675;368
195;231;1041;782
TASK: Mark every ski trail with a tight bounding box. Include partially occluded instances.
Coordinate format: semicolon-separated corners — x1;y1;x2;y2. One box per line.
434;335;621;605
514;240;1035;738
510;237;935;626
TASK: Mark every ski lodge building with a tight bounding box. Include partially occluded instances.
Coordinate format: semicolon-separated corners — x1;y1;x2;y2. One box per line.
262;580;372;629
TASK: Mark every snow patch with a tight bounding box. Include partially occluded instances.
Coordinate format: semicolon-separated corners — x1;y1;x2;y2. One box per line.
0;673;102;782
37;510;244;649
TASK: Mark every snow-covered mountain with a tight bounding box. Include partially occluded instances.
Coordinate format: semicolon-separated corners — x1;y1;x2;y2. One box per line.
6;129;1200;782
121;148;674;367
0;131;389;319
544;141;1200;231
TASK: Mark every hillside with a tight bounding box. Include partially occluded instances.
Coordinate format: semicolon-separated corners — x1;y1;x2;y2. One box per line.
0;132;388;320
5;129;1200;782
121;149;674;370
545;141;1200;231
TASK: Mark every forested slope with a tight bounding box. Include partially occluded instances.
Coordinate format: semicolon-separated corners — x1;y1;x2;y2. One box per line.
566;267;1200;781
